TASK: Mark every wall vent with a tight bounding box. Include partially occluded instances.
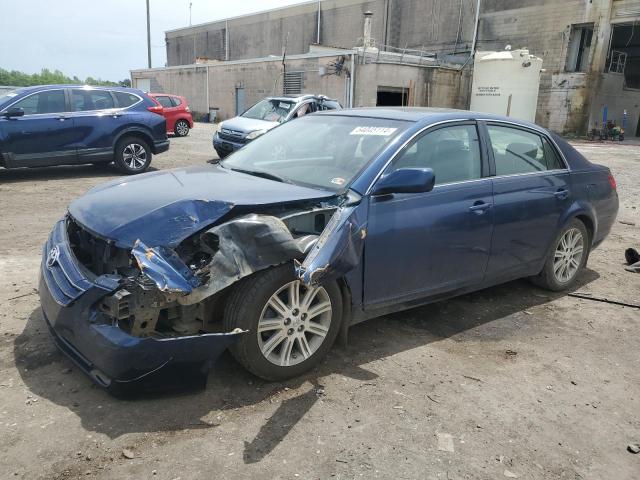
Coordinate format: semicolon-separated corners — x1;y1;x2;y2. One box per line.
283;71;304;95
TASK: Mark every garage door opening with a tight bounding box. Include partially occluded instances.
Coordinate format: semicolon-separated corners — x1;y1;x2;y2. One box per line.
607;23;640;89
377;88;408;106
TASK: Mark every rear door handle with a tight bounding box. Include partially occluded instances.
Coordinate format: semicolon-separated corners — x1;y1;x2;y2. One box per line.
57;116;69;122
554;189;569;200
469;201;492;214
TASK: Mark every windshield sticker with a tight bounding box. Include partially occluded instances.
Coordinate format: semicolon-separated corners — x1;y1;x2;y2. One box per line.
279;102;291;109
331;177;346;186
350;126;398;136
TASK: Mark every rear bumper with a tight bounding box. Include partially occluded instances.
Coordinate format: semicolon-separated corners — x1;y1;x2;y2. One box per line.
152;139;170;154
39;219;243;394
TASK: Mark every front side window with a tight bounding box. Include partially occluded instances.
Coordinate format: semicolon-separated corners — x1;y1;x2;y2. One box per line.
294;102;315;118
389;124;482;185
12;90;66;115
155;96;173;108
241;99;295;123
221;115;410;191
488;125;564;175
72;90;115;111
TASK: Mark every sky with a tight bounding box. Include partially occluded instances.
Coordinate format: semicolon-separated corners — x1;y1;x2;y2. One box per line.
0;0;307;82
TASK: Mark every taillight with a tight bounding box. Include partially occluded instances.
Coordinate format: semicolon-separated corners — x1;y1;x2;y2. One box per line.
147;105;164;115
608;173;617;191
185;106;191;112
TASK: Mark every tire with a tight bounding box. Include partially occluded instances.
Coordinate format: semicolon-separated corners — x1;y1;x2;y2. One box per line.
531;218;590;291
174;120;190;137
114;136;152;174
223;264;343;381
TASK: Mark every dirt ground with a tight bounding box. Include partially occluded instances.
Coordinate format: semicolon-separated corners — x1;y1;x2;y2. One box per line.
0;123;638;480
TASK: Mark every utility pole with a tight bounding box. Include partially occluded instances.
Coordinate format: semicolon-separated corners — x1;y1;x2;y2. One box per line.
146;0;152;68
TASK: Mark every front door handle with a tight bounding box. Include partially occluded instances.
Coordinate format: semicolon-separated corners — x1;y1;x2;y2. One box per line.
57;116;69;122
554;189;569;200
469;201;492;215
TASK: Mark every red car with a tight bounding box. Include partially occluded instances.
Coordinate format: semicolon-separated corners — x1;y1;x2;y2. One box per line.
148;93;194;137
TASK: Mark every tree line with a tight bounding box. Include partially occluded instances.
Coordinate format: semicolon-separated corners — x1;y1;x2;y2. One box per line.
0;68;131;87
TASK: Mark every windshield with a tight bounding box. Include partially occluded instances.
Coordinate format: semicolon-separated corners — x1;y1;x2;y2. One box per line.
0;90;20;110
221;115;411;191
242;98;296;123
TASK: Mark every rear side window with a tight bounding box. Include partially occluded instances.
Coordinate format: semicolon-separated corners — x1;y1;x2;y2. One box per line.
487;125;565;175
170;96;182;107
12;90;66;114
155;96;173;108
390;124;482;185
72;90;115;111
113;91;140;108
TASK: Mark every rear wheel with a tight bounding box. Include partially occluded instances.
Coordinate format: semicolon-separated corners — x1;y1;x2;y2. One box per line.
223;264;342;381
174;120;190;137
532;219;589;291
114;136;152;174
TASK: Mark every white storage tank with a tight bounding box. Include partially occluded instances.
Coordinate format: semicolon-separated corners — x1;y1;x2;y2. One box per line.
470;48;543;122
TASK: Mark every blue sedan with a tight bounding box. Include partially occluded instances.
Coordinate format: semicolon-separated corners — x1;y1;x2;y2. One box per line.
39;108;619;392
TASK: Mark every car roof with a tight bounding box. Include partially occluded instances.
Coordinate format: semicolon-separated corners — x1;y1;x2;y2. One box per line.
7;85;143;95
267;94;338;103
318;107;544;131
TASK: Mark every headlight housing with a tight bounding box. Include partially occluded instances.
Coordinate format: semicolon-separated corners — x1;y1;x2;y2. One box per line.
246;129;267;140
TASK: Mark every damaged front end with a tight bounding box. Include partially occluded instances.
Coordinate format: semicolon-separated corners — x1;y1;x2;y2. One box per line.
41;192;367;392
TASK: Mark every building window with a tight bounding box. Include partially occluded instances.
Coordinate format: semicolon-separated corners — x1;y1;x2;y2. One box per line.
607;23;640;89
283;71;304;95
566;24;594;72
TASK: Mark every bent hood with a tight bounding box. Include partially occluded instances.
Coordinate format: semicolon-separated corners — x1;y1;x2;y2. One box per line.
221;116;279;134
68;165;335;248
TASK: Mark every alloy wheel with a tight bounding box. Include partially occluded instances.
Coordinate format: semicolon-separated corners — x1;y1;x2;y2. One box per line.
553;228;584;283
122;143;147;170
257;280;332;367
175;121;189;136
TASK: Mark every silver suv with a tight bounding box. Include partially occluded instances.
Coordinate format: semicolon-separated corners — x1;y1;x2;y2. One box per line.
213;94;341;158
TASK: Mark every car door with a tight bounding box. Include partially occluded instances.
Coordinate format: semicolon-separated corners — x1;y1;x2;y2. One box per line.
0;88;77;167
483;122;570;280
154;95;176;131
69;89;129;162
363;122;494;308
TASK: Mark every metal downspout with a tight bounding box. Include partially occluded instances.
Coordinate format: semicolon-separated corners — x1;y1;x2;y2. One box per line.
317;0;321;44
471;0;482;56
349;53;356;108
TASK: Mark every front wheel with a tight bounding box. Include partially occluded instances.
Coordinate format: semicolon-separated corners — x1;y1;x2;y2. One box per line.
174;120;190;137
531;219;589;291
114;136;152;174
224;264;342;381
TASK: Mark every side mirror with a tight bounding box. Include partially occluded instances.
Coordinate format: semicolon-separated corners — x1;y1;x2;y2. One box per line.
372;168;435;196
2;107;24;118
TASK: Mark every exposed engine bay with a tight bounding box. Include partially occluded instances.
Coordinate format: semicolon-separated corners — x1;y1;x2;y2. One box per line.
66;193;367;339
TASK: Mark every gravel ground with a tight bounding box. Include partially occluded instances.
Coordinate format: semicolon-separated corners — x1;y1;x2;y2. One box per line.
0;123;638;480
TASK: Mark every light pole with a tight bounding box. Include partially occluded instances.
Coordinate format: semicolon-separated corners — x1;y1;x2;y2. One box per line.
146;0;152;68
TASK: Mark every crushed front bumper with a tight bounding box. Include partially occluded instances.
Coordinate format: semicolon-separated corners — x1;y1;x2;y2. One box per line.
213;132;244;156
39;219;243;394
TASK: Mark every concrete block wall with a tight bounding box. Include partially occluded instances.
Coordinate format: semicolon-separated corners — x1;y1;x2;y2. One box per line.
354;63;471;109
477;0;614;134
167;0;385;66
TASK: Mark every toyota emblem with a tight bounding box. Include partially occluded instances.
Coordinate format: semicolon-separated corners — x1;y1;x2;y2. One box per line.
46;245;60;269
